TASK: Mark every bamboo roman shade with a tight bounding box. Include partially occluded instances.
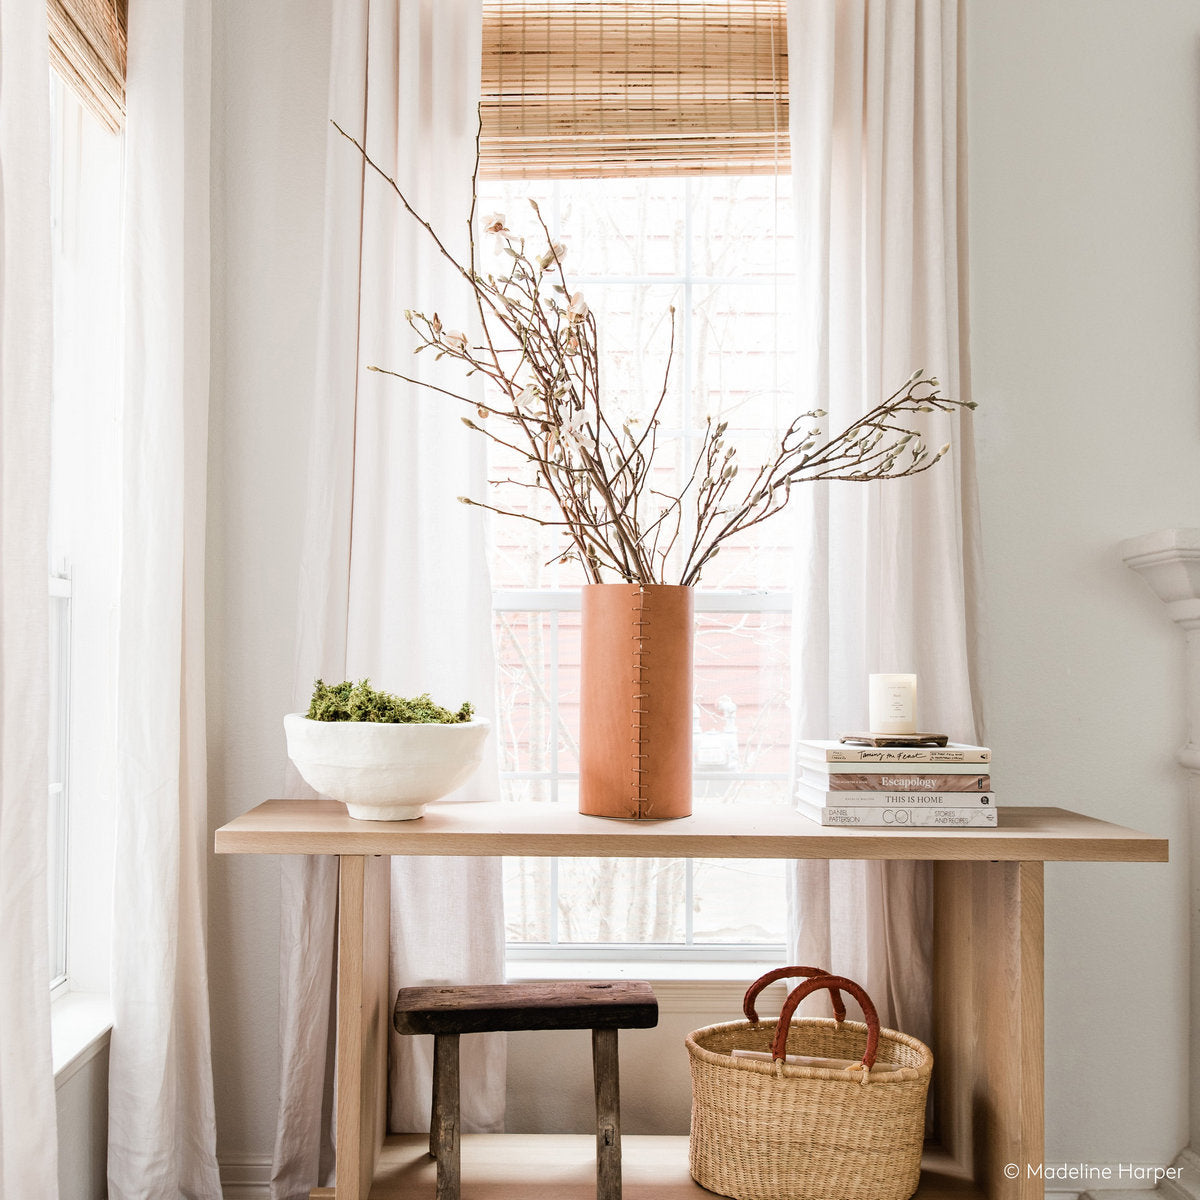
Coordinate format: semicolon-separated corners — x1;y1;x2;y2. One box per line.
48;0;127;133
480;0;788;178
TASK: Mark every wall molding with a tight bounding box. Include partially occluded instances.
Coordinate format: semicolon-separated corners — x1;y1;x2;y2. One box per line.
219;1154;272;1199
1121;527;1200;770
1122;528;1200;1166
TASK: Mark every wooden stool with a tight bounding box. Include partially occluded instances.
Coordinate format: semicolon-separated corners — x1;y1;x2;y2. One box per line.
393;980;659;1200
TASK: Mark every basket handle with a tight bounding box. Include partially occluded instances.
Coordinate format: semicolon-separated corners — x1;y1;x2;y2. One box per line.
743;966;846;1024
770;974;881;1068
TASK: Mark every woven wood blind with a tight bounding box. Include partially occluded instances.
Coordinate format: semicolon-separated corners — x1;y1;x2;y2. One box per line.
480;0;788;179
48;0;127;133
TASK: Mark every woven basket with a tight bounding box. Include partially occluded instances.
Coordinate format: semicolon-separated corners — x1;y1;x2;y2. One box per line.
686;967;933;1200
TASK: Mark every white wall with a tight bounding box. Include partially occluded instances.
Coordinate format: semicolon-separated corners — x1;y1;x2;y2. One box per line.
968;0;1200;1172
205;0;1200;1182
56;1051;108;1200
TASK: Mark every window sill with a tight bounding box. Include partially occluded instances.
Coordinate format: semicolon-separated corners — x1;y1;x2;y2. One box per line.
51;991;112;1088
506;956;788;1012
506;956;783;984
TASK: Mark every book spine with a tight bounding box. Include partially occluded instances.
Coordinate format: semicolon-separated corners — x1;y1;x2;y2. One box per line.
804;770;991;793
796;799;998;827
797;745;991;764
796;783;995;808
795;757;988;776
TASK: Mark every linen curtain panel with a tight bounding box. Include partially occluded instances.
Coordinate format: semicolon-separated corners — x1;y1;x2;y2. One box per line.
107;0;222;1195
0;1;59;1194
273;1;504;1193
786;0;983;1044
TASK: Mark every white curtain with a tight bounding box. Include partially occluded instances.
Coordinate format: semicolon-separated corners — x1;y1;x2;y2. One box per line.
0;1;59;1195
273;1;505;1193
107;1;222;1196
786;0;983;1044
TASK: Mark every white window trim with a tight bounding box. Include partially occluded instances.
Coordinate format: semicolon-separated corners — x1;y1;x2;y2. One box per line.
48;573;72;992
507;955;787;987
51;991;113;1087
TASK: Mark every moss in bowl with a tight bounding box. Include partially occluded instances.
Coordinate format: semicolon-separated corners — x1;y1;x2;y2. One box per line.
285;680;490;821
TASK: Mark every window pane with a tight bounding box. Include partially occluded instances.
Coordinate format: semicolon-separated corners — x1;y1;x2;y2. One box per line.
504;856;552;944
694;609;791;784
478;174;797;591
557;858;687;945
691;859;788;944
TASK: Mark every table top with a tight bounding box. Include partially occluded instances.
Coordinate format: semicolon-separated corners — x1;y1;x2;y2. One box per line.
214;798;1168;863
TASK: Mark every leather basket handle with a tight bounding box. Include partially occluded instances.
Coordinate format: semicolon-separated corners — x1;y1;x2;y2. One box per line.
743;965;846;1024
769;974;881;1068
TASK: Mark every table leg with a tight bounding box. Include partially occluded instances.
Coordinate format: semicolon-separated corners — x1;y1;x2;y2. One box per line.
933;859;1045;1200
322;854;390;1200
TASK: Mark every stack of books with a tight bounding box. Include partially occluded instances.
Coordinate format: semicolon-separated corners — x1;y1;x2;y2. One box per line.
795;739;995;827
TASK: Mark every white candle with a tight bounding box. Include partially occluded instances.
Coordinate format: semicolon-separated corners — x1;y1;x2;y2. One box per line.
869;673;917;735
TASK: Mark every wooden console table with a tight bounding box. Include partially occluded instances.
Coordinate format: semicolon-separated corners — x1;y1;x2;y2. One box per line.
215;800;1167;1200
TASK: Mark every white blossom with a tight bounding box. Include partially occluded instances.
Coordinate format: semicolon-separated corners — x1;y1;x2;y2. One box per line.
537;242;567;271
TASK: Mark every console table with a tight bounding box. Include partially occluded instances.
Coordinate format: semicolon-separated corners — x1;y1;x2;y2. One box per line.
215;800;1167;1200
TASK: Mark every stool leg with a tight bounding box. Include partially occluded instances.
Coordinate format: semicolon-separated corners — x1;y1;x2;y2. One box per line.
429;1036;440;1159
591;1028;621;1200
431;1032;461;1200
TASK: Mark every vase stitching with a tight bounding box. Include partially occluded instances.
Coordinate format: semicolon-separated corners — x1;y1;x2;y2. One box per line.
632;585;650;816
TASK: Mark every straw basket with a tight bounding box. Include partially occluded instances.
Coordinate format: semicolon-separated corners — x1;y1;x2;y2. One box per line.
686;967;933;1200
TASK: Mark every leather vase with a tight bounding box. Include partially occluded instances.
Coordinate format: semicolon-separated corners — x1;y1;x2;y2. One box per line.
578;583;694;820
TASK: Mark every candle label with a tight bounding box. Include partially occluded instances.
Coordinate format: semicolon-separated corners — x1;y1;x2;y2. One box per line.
868;673;917;734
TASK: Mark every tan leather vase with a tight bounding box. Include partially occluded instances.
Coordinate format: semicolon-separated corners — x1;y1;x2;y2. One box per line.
578;583;694;820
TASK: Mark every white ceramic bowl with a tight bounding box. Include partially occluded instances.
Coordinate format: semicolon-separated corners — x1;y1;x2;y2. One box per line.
284;713;491;820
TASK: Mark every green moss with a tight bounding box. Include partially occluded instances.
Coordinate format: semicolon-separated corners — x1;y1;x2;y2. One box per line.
306;679;474;724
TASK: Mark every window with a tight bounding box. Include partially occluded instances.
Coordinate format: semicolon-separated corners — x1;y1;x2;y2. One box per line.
479;172;797;963
47;70;124;996
479;0;795;967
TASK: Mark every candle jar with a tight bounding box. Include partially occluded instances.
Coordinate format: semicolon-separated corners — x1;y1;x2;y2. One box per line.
869;673;917;735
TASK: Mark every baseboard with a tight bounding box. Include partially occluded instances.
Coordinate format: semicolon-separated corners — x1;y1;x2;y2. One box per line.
1079;1192;1161;1200
1076;1147;1200;1200
1161;1147;1200;1200
219;1154;272;1199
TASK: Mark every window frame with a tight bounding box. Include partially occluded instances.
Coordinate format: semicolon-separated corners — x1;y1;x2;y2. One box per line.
479;169;798;970
46;70;123;1008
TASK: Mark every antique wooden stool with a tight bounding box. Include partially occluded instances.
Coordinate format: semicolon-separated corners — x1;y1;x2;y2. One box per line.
393;979;659;1200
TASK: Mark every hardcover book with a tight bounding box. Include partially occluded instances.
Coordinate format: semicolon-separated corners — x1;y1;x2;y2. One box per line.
799;766;991;792
796;757;989;776
795;795;999;828
795;781;995;809
797;738;991;764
